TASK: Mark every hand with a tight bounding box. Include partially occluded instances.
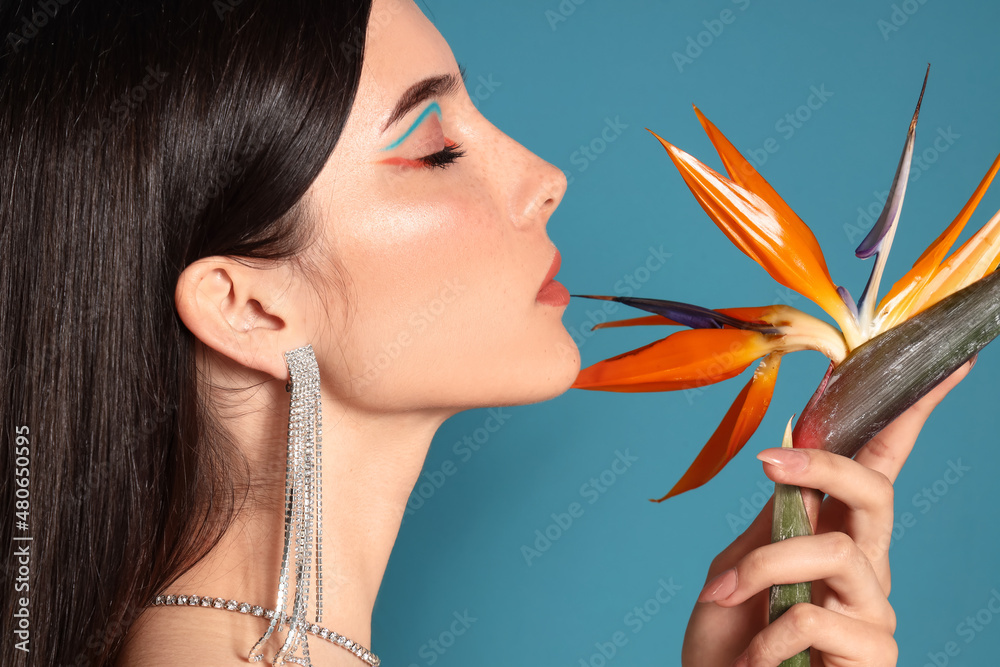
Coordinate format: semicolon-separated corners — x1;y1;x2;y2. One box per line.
681;359;973;666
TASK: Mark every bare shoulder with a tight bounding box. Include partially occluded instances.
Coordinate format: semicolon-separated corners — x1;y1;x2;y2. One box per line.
116;605;274;667
117;603;364;667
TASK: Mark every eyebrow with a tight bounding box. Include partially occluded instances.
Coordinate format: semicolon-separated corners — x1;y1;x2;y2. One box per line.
380;64;467;134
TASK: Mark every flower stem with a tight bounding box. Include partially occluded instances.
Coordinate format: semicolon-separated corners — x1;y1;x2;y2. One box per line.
769;418;812;667
794;267;1000;457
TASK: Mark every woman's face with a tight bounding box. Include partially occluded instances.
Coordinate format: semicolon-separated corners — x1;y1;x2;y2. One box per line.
299;0;579;412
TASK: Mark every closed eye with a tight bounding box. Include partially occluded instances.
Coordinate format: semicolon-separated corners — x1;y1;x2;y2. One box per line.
417;141;465;169
378;139;465;170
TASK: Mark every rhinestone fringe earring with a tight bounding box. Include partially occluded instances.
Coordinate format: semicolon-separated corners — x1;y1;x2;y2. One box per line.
248;343;325;665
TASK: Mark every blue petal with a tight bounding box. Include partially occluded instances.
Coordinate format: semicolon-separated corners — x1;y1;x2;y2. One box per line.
837;285;859;319
570;295;781;334
855;65;928;259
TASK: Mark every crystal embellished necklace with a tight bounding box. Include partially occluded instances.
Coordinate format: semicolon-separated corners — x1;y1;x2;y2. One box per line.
148;593;380;666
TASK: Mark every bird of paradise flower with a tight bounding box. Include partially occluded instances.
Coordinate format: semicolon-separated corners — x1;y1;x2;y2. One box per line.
571;68;1000;501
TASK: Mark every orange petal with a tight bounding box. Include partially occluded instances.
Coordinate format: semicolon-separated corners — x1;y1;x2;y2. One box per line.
654;352;782;501
650;130;856;339
913;152;1000;267
877;152;1000;327
902;207;1000;318
571;328;775;392
694;107;815;242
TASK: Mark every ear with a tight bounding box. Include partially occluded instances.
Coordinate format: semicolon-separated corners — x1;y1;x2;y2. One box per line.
174;257;304;382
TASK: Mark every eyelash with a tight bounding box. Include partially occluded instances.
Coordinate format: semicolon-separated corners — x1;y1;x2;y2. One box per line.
417;141;466;169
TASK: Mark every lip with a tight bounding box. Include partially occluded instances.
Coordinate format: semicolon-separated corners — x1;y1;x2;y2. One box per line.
537;249;562;293
536;248;570;306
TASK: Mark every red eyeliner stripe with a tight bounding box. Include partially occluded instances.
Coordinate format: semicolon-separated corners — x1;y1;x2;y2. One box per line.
377;156;424;168
377;137;459;168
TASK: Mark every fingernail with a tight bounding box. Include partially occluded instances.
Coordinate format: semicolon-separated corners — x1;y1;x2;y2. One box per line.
699;567;737;603
970;353;979;370
731;653;749;667
756;447;809;472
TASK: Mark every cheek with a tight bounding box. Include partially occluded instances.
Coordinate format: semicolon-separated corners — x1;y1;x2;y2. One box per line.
348;185;499;292
332;186;511;372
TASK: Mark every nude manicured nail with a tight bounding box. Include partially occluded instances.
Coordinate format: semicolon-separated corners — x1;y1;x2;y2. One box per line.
698;567;737;602
756;447;809;472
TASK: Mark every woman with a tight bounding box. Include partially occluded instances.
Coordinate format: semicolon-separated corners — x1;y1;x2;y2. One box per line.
0;0;969;665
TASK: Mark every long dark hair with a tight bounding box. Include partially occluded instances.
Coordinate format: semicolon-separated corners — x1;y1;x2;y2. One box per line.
0;1;373;664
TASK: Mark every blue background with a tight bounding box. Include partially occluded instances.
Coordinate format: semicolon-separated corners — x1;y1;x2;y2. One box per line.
373;1;1000;665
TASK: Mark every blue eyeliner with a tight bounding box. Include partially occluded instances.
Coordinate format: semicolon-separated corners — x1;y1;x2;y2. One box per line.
381;101;442;151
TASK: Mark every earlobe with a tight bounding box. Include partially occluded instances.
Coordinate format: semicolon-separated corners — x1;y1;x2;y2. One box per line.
174;257;294;381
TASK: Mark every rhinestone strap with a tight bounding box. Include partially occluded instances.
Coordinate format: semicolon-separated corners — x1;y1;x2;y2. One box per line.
150;594;379;666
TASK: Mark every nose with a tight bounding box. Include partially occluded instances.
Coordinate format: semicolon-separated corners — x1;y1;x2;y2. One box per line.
511;148;568;230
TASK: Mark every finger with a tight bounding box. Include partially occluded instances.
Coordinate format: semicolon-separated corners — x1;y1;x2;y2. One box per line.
697;533;893;628
703;495;774;577
854;357;973;483
733;603;898;667
756;447;895;565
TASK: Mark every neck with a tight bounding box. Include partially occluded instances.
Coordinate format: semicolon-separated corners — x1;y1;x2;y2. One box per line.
167;377;452;657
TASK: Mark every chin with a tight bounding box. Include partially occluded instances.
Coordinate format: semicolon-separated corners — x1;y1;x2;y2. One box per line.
508;335;582;406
